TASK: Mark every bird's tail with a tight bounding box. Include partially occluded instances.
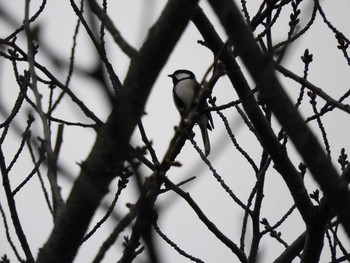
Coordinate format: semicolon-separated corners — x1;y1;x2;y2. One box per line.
199;119;211;156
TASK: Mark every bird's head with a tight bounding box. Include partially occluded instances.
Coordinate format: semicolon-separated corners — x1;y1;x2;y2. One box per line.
168;69;195;85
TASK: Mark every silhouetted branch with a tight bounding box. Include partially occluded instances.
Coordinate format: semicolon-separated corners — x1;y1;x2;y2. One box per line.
192;6;314;225
87;0;137;58
37;0;200;262
164;177;249;263
0;146;34;262
208;0;350;237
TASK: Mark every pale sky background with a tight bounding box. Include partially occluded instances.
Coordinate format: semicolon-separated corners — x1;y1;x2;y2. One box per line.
1;0;350;262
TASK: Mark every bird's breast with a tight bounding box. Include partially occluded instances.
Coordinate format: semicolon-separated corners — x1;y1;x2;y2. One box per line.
173;79;196;110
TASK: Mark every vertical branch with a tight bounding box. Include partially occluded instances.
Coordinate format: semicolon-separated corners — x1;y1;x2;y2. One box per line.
23;0;64;217
0;202;24;262
0;148;34;262
248;153;270;262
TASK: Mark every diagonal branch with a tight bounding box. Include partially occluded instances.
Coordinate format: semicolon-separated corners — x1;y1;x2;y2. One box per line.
164;177;249;263
207;0;350;237
87;0;137;58
36;0;199;262
0;148;34;262
275;63;350;115
192;6;314;225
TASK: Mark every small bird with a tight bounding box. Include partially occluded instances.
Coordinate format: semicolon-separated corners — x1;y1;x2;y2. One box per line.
168;69;214;156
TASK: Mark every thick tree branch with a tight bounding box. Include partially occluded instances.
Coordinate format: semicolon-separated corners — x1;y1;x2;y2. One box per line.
36;0;199;262
208;0;350;237
192;7;314;224
300;200;330;263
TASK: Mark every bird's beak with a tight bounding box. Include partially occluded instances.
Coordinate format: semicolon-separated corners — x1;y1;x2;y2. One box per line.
167;74;173;78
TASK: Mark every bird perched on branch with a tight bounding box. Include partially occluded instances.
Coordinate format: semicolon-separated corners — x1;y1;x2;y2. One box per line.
168;69;214;156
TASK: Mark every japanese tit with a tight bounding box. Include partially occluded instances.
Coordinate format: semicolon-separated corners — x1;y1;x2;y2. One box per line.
168;69;214;156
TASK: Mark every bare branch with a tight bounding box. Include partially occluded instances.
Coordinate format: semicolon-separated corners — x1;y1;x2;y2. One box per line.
208;0;350;237
37;0;200;261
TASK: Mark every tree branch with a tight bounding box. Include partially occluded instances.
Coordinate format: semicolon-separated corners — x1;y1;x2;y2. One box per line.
207;0;350;237
274;232;305;262
192;6;314;225
36;0;199;262
87;0;137;58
